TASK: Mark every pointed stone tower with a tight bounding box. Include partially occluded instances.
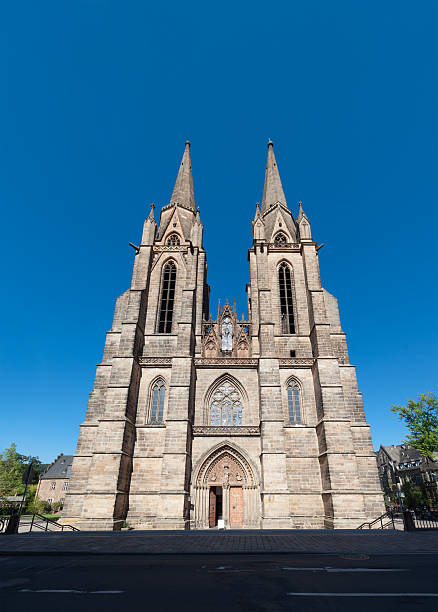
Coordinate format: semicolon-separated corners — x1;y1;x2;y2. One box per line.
247;141;384;527
63;142;207;530
63;140;384;530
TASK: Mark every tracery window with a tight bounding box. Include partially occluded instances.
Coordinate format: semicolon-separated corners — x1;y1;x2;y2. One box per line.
150;379;165;423
287;380;301;423
166;233;180;246
278;262;295;333
274;232;287;247
210;381;242;426
158;261;176;333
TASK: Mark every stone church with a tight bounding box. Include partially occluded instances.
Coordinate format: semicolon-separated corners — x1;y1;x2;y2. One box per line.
63;141;384;530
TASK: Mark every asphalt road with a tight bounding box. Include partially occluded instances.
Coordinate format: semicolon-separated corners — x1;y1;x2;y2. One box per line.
0;552;437;611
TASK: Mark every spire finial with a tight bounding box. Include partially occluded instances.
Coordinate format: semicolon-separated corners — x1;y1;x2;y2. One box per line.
169;141;196;210
147;202;155;221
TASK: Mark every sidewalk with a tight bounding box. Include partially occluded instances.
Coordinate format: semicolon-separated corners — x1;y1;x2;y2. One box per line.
1;529;438;555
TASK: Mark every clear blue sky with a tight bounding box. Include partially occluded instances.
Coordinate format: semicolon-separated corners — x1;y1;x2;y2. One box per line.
0;1;437;463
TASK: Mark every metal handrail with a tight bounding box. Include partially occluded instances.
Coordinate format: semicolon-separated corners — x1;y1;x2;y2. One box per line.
23;513;79;532
357;511;395;530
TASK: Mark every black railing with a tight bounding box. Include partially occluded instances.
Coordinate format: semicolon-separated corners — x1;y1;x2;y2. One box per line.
0;513;79;533
357;511;396;530
26;513;79;532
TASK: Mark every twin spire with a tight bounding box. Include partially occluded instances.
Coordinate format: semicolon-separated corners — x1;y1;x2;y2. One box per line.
261;140;287;213
169;140;196;211
168;139;288;215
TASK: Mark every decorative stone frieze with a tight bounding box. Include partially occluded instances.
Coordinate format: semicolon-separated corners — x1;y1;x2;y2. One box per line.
193;426;260;436
278;358;315;367
194;358;258;368
269;243;301;250
139;357;172;366
153;245;188;252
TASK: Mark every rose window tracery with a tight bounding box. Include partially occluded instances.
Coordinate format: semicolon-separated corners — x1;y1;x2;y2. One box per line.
166;233;180;246
274;232;288;247
210;382;242;426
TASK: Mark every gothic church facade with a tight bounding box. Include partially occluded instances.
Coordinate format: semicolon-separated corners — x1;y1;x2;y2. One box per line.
63;141;384;530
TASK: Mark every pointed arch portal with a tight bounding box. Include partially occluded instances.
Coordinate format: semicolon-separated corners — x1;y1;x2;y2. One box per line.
192;443;260;529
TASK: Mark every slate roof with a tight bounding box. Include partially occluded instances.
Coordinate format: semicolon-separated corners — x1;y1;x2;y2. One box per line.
381;445;422;464
40;454;73;480
380;445;438;467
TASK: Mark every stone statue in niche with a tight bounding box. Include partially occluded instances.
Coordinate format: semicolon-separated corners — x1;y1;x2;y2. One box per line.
222;317;233;351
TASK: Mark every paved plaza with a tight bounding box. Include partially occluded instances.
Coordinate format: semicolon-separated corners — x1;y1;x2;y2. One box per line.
1;529;437;555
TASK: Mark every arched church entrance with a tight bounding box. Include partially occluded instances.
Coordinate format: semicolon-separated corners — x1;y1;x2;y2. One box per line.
192;444;260;529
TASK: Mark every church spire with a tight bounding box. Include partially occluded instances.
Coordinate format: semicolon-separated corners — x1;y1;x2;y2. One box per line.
261;140;287;214
169;140;195;211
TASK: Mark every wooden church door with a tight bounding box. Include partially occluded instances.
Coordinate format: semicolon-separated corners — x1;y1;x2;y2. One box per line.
209;487;217;527
229;487;243;527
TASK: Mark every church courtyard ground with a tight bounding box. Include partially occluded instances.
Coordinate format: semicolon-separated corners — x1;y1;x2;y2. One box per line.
1;528;437;555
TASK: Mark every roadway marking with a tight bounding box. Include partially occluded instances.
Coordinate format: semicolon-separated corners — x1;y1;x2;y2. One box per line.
287;593;438;597
282;567;407;573
19;589;124;594
326;568;407;573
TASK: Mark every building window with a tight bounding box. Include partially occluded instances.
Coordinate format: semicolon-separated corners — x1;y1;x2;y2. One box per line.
50;482;56;490
150;379;165;423
158;261;177;333
47;498;53;504
166;233;180;246
274;232;287;247
210;381;242;426
287;380;301;423
278;262;295;333
60;498;65;505
63;481;69;491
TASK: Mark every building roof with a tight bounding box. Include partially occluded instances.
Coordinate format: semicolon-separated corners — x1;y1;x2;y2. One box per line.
40;454;73;480
380;444;438;467
381;445;422;464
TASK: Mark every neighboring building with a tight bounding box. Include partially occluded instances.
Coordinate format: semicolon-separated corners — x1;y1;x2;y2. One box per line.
36;454;73;507
63;141;384;530
377;445;438;506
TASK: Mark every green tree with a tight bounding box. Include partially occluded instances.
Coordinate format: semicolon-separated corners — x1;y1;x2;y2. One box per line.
0;443;42;496
391;393;438;459
401;480;426;509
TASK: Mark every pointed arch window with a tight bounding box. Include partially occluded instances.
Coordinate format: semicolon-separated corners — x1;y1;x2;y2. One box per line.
274;232;287;247
150;379;165;423
210;381;242;426
166;233;180;246
287;380;301;423
158;261;177;333
278;262;295;333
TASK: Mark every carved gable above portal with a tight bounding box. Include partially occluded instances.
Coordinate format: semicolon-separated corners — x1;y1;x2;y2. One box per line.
202;299;251;358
